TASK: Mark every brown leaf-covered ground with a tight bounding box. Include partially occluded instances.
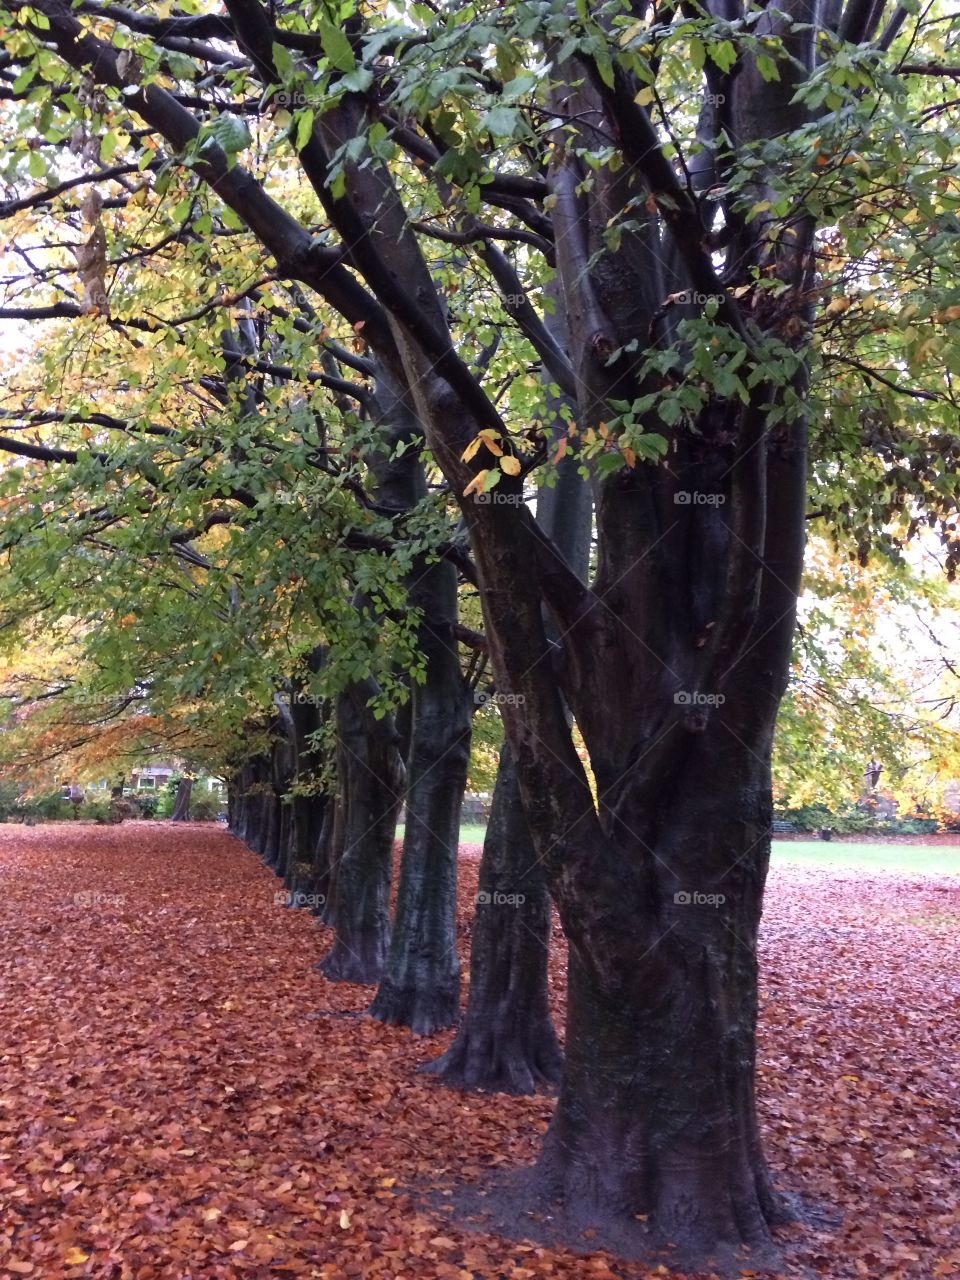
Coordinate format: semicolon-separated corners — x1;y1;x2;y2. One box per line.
0;823;957;1280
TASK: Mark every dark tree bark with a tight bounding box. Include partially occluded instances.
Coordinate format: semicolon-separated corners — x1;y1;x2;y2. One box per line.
424;742;561;1090
317;678;403;984
261;788;281;866
169;776;192;822
428;330;589;1085
283;656;329;904
368;553;472;1033
528;724;791;1252
245;772;269;854
313;788;343;926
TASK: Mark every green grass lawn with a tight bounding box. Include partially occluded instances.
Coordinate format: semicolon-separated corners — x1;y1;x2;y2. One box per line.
457;823;488;845
399;824;960;874
770;839;960;875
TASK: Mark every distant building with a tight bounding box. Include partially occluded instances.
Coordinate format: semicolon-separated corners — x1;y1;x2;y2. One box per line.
129;763;175;791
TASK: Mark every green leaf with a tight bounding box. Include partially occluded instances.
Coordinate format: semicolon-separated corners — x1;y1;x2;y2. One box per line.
340;67;374;94
480;106;518;138
100;131;119;163
205;113;252;158
756;54;781;83
708;40;737;73
318;20;356;74
295;109;315;152
271;41;295;80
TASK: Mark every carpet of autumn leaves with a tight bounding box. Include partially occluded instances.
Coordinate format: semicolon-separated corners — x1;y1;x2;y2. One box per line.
0;824;957;1280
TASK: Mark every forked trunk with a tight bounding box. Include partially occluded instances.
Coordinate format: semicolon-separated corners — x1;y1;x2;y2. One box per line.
530;728;789;1258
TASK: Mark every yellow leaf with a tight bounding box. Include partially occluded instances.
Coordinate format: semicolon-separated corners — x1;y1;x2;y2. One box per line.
64;1248;89;1265
339;1209;351;1229
463;470;488;497
499;455;521;476
634;86;656;106
823;297;850;318
460;436;483;463
478;429;503;456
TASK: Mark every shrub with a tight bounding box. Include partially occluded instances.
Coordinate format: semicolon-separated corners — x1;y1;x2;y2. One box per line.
108;798;137;824
155;778;179;819
80;797;112;823
189;792;222;821
0;779;20;821
885;816;939;836
131;792;160;819
773;802;941;836
15;791;73;822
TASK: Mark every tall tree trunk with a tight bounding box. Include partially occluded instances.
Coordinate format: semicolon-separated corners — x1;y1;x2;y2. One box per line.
428;374;588;1086
424;742;561;1089
169;776;192;822
276;797;293;882
284;663;329;904
313;789;343;926
245;783;268;855
317;680;403;984
262;791;281;867
532;736;786;1253
369;555;471;1033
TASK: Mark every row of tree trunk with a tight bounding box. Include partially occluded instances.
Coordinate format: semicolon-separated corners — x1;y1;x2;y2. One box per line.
224;349;591;1088
226;678;563;1091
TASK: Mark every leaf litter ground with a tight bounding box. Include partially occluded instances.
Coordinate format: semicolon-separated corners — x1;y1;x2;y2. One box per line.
0;823;957;1279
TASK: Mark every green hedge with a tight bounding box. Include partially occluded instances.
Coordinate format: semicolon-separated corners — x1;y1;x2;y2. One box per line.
774;802;942;836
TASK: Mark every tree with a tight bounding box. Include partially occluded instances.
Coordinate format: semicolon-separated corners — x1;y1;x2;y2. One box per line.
775;541;960;817
1;0;959;1261
169;773;193;821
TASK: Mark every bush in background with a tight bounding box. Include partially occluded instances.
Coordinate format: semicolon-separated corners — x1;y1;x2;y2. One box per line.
11;791;73;822
130;792;160;819
189;792;222;821
773;801;943;836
